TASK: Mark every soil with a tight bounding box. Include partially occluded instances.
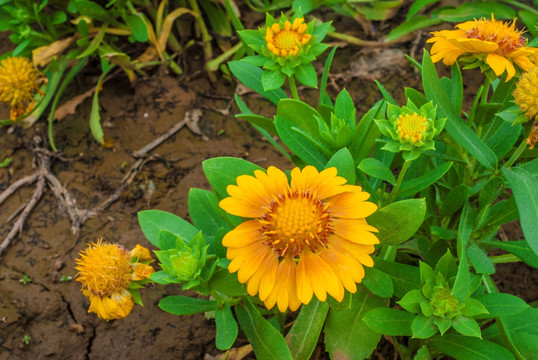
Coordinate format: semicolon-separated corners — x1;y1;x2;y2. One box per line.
0;9;536;360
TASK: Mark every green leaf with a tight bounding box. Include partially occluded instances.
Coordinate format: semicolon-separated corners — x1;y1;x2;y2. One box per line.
228;61;287;104
373;258;421;298
158;295;218;315
478;176;504;211
188;188;229;238
277;99;322;138
452;315;482;338
466;242;494;274
215;304;238;350
411;314;437;339
430;334;514;360
235;298;293;360
294;62;317;88
475;293;529;319
262;70;286;91
125;14;148;42
274;116;328;170
422;51;497;170
502;167;538;256
358;158;396;185
138;210;199;247
237;114;277;134
438;185;470;218
319;46;337;106
363;267;394;298
335;88;356;128
324;288;385;360
368;199;426;246
482;240;538;268
202;157;263;200
405;87;427;108
363;308;414;336
398;162;453;198
72;0;117;23
285;298;329;360
158;229;178;250
208;268;247;297
89;72;106;144
326;148;356;184
386;16;442;42
436;2;516;22
351;100;384;162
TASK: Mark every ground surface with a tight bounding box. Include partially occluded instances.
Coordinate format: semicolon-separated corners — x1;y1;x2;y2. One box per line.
0;10;537;360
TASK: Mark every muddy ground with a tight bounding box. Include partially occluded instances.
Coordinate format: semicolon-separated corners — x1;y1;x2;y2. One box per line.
1;11;537;360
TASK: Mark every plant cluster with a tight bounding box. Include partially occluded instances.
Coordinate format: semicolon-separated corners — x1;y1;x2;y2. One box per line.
1;1;536;359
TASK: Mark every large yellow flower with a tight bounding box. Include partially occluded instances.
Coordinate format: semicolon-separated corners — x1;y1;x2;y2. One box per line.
219;166;379;312
513;65;538;149
427;15;538;81
0;56;45;121
75;240;154;320
265;18;311;57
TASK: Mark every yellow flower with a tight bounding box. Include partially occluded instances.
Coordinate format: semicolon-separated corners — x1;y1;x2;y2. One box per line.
513;65;538;122
219;166;379;312
398;113;428;144
265;18;311;57
0;56;46;121
75;240;154;320
427;15;538;81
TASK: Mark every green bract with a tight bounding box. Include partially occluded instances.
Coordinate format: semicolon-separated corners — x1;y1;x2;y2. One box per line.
375;100;446;161
238;13;330;91
397;251;488;339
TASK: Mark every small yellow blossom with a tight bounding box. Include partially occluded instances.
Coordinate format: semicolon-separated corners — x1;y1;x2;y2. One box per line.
513;65;538;122
427;15;538;81
75;240;154;320
265;18;311;57
397;113;428;144
0;56;46;121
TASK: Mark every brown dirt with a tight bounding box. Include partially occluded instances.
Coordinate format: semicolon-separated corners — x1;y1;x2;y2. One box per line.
0;15;536;360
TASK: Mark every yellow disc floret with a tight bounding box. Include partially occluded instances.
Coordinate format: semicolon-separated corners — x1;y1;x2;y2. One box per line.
513;65;538;122
397;113;428;144
265;18;311;57
464;17;526;56
0;56;45;121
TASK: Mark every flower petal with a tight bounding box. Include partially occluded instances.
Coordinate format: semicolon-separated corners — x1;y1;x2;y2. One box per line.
222;220;262;248
330;191;377;219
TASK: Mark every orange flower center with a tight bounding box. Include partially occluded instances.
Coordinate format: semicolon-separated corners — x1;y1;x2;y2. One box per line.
260;191;332;258
464;18;525;55
397;113;427;143
76;243;132;297
265;18;311;57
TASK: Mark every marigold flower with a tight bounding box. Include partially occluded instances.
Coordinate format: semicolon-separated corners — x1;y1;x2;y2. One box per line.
513;65;538;122
219;166;379;312
0;56;46;121
265;18;311;57
75;240;154;320
427;15;538;81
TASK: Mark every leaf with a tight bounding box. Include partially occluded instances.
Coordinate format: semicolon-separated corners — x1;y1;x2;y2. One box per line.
228;60;287;104
368;199;426;246
475;293;529;319
208;268;247;297
422;51;497;170
237;114;276;134
335;89;356;129
411;314;437;339
466;242;494;275
363;308;414;336
324;288;385;360
438;185;470;217
215;304;238;350
385;16;442;42
358;158;396;185
188;188;229;238
138;210;199;247
202;157;264;200
235;298;293;360
373;258;421;298
89;73;106;144
158;295;218;315
294;62;317;88
452;315;482;338
326;148;356;184
125;14;148;42
436;2;516;22
398;162;453;198
430;334;514;360
285;298;329;360
502;167;538;256
277;99;322;138
262;70;286;91
362;267;394;298
482;240;538;268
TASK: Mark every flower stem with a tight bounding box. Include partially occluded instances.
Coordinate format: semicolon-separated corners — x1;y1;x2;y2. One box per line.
288;75;300;100
505;138;528;168
386;160;410;204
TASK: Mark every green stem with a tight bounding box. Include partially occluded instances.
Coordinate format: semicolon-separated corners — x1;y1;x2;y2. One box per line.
480;78;491;104
490;254;522;264
386;160;411;204
288;75;300;100
505;139;528;168
482;275;526;360
206;42;243;73
328;31;391;47
188;0;214;80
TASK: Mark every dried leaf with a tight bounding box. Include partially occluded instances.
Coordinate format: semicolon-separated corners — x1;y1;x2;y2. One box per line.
32;37;76;67
53;87;95;121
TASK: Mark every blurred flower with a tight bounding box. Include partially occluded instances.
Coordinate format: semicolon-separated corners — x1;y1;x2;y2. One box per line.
375;100;445;161
265;18;311;57
219;166;379;312
513;65;538;148
0;56;46;121
427;15;538;81
75;240;154;320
